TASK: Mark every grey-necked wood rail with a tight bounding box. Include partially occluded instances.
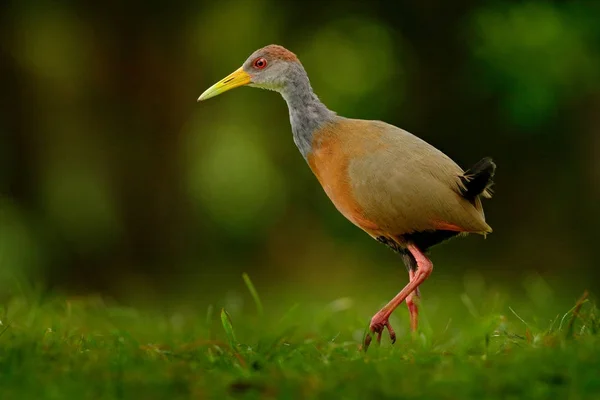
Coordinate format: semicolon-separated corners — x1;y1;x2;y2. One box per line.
198;45;496;350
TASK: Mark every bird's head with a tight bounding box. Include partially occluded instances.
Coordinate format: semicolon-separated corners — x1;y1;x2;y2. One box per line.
198;45;299;101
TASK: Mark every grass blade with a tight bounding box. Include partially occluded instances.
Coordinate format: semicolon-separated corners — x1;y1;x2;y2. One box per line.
242;273;264;317
220;308;237;348
0;322;11;339
566;291;588;338
559;291;589;334
509;306;529;328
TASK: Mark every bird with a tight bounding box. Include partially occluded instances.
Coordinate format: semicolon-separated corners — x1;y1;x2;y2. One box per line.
198;44;495;350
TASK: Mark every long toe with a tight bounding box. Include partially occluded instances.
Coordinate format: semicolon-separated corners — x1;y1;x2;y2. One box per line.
363;332;373;351
364;317;396;351
385;321;396;344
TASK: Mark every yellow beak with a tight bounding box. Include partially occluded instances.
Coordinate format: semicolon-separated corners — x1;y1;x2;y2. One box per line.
197;67;252;101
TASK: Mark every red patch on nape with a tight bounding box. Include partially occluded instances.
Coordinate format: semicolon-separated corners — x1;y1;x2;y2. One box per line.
260;44;298;62
431;221;467;232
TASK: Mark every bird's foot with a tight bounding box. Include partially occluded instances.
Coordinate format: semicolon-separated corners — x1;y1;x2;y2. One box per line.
363;312;396;351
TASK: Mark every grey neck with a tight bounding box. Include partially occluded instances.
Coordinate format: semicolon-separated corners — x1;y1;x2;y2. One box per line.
280;63;336;160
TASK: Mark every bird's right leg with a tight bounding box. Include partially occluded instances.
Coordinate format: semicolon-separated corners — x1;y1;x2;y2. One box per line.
401;252;420;333
364;244;432;350
405;269;420;332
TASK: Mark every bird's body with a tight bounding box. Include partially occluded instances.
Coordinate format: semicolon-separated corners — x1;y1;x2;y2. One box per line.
198;44;496;350
308;117;491;242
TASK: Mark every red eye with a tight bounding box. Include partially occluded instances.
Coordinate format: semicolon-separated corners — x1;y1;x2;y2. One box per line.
253;57;267;69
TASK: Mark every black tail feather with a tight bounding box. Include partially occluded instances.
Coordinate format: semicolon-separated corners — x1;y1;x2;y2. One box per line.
460;157;496;200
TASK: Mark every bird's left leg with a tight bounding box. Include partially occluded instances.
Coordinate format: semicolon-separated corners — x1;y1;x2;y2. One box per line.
364;244;432;350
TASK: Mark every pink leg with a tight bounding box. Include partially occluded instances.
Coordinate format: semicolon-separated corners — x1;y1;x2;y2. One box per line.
405;269;420;332
364;244;432;350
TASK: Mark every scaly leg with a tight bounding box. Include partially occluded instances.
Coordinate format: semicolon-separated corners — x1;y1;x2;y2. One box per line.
401;251;420;333
364;244;432;350
405;269;420;332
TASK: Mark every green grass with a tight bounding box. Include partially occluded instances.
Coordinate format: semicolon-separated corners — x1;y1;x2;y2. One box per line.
0;275;598;400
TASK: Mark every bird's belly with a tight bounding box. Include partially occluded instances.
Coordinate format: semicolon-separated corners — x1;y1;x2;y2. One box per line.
320;182;379;231
307;148;379;233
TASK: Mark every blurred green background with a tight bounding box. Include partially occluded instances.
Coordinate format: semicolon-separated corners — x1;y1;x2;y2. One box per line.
1;0;599;304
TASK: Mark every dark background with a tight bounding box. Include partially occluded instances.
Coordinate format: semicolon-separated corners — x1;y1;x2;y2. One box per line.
1;0;599;303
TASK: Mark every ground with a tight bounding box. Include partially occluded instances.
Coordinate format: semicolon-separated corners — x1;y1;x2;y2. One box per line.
0;274;598;399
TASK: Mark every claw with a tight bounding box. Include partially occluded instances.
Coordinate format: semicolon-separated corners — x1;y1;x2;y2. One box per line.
363;332;372;351
386;321;396;344
363;317;396;351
